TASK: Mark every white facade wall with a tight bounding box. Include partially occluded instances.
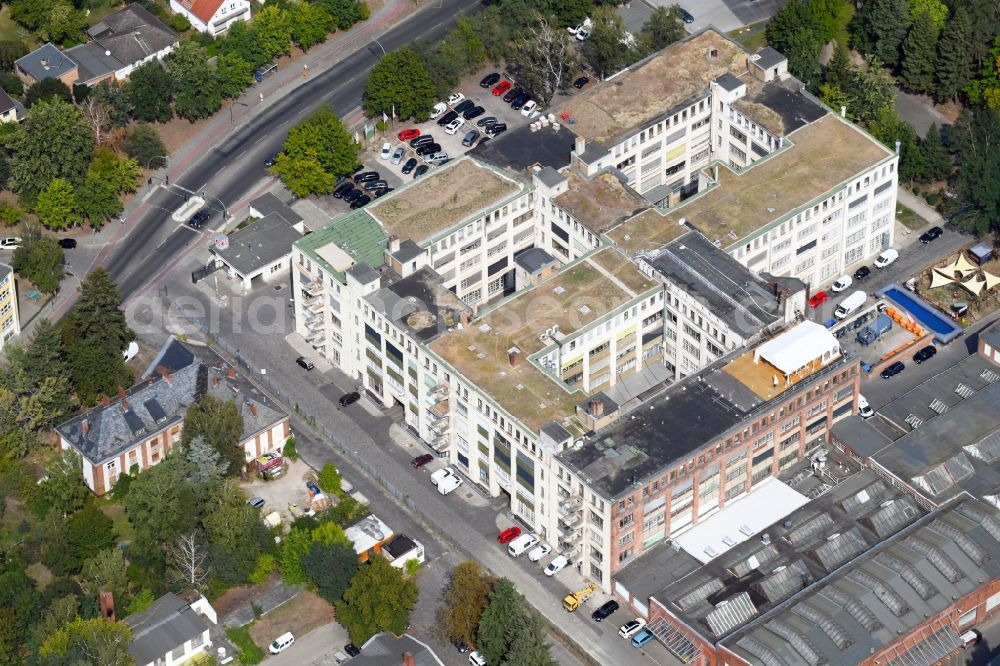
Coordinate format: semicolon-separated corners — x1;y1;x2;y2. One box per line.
169;0;249;36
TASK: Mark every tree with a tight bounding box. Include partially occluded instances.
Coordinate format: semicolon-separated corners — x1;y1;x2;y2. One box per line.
336;557;419;645
273;105;358;195
40;449;88;515
934;7;972;103
35;594;80;644
88;149;142;194
166;40;222;121
216;52;254;98
765;0;824;89
863;0;911;68
61;267;134;405
124;124;168;170
253;6;294;60
825;43;852;89
900;8;939;93
39;617;133;666
967;36;1000;108
271;155;336;197
77;174;123;229
476;578;530;666
10;0;50;31
202;481;267;584
25;77;72;107
364;49;436;121
0;202;19;226
919;123;950;181
844;56;896;124
42;1;87;45
289;1;335;51
220;20;268;69
279;527;315;584
186;435;230;483
639;5;685;53
43;503;115;575
953;108;1000;235
908;0;948;29
124;454;199;543
584;7;633;79
509;16;579;105
89;80;133;128
80;548;130;607
867;106;923;182
10;223;64;294
0;41;29;71
315;0;369;31
8;98;93;205
301;541;358;604
167;532;211;591
505;614;556;666
35;178;80;230
127;61;174;123
182;394;244;475
317;463;342;495
438;561;494;648
81;96;115;145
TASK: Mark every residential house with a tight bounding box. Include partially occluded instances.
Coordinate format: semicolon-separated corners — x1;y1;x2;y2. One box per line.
0;263;19;350
354;633;446;666
0;88;23;123
56;337;289;495
210;194;304;290
170;0;250;36
125;593;222;666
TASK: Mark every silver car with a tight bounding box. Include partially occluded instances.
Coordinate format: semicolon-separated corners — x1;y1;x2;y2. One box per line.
391;147;405;165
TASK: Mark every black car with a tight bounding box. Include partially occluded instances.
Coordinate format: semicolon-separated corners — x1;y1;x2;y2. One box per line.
853;265;872;281
510;92;530;110
296;356;314;371
437;110;459;126
410;134;435;148
463;106;485;120
462;130;481;147
680;7;694;22
333;181;354;198
264;151;281;167
188;209;211;229
414;165;429;178
364;179;388;191
350;194;371;209
354;170;380;183
573;76;590;89
343;188;363;203
913;345;937;363
477;116;498;128
401;157;418;174
592;600;619;622
59;238;77;249
919;226;943;243
880;361;906;379
344;644;361;657
373;187;393;198
453;641;470;653
339;391;361;406
479;72;501;88
416;143;442;156
503;86;524;103
485;122;507;136
454;99;475;114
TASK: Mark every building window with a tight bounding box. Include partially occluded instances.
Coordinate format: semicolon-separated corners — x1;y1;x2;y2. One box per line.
959;609;978;626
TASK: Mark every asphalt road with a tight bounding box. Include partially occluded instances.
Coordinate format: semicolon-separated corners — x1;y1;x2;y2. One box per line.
106;0;485;301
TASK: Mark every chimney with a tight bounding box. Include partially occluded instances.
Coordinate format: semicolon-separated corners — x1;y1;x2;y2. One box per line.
250;403;257;417
459;311;469;327
212;375;219;386
227;368;237;379
99;592;116;621
508;347;521;368
589;397;604;418
840;105;847;118
101;395;110;407
389;235;401;253
82;418;89;435
574;135;586;156
402;652;415;666
162;368;173;385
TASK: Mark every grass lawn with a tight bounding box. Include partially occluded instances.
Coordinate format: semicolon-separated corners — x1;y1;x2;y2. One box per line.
832;0;855;51
896;204;924;231
730;21;768;52
100;501;137;543
0;6;35;47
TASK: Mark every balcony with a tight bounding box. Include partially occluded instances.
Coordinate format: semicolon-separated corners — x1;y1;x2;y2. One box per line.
430;418;450;435
432;434;451;452
561;512;582;529
558;496;582;515
559;530;581;546
301;277;324;297
430;383;449;399
558;520;581;538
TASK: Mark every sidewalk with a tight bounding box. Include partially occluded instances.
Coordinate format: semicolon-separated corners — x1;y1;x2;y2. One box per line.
20;0;414;337
896;186;944;227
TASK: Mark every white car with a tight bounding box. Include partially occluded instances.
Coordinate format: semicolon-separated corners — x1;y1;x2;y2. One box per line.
429;102;447;119
520;100;537;117
576;27;590;41
269;632;295;654
380;142;392;160
444;117;464;135
430;467;455;487
0;237;21;249
858;394;874;419
874;248;899;268
618;618;647;639
391;147;405;164
469;651;487;666
528;543;551;562
831;275;852;292
544;555;569;576
438;475;463;495
447;92;465;106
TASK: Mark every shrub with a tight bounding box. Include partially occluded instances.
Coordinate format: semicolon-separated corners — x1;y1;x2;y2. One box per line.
405;558;421;577
317;463;343;496
226;626;265;665
925;192;941;206
167;13;191;32
248;553;276;584
283;437;298;460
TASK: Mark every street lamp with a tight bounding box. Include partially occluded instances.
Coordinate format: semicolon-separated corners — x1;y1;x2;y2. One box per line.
201;191;229;220
145;155;169;170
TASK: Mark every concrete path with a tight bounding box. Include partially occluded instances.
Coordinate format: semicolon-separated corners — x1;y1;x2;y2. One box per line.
896;186;945;227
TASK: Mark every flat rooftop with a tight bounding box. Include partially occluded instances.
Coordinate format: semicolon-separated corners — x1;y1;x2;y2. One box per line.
606;207;689;250
609;114;894;254
368;158;522;244
649;230;785;339
832;353;1000;505
560;339;852;498
429;248;653;433
295;209;388;283
553;171;649;234
558;29;746;144
367;267;470;344
733;74;827;137
470;123;576;172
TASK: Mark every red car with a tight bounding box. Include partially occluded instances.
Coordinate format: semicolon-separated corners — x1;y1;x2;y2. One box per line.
492;80;512;96
411;454;434;468
497;526;522;544
397;128;420;141
808;291;828;308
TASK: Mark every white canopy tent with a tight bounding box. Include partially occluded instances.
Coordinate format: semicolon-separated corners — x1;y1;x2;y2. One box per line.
753;321;841;376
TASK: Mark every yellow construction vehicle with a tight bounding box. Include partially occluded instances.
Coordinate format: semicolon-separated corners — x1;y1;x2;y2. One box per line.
563;582;598;612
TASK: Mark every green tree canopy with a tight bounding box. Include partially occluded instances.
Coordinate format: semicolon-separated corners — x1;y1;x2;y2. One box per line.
201;481;267;584
253;6;294;60
363;48;436;121
126;61;174;123
765;0;826;89
181;394;244;475
918;122;950;181
25;77;72;107
273;105;358;196
508;16;579;105
10;223;64;294
124;124;168;169
477;578;531;666
953;108;1000;235
289;1;335;51
166;40;222;121
124;454;201;544
301;540;359;604
77;174;124;230
216;52;255;99
35;178;80;230
336;557;419;645
900;8;939;93
39;617;133;666
315;0;369;31
934;5;974;103
640;5;686;53
88;149;142;194
438;560;495;648
583;7;633;79
8;98;94;204
79;548;130;608
862;0;911;68
220;20;268;69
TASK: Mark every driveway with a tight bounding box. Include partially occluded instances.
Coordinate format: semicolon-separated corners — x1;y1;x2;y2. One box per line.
650;0;788;33
894;89;951;137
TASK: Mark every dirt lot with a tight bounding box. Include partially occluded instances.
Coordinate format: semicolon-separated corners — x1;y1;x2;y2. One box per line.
248;591;336;647
242;457;319;525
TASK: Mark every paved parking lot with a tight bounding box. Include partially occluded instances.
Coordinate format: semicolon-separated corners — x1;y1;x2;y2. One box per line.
243;457;321;524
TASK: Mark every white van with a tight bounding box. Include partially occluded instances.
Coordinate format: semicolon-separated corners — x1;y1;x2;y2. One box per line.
507;533;539;557
269;632;295;654
834;290;867;319
874;248;898;268
857;394;874;419
438;475;463;495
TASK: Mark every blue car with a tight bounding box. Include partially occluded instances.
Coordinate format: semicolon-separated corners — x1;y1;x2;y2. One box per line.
631;628;654;648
